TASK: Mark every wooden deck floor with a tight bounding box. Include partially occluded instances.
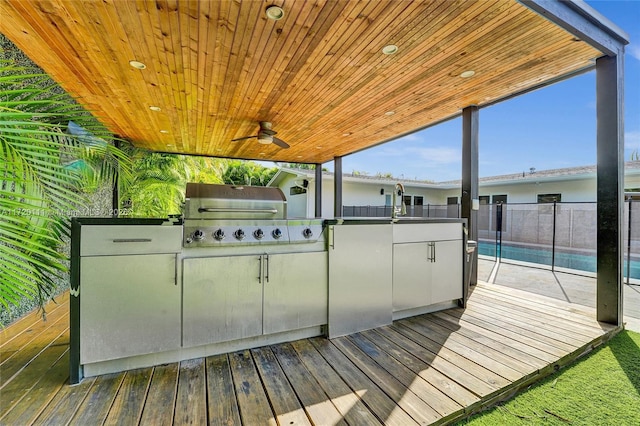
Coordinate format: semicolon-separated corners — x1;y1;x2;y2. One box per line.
1;283;619;425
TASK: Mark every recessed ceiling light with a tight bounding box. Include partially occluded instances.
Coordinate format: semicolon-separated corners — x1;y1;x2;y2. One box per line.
149;106;161;112
296;155;303;158
265;5;285;20
259;152;266;156
166;144;174;147
159;130;169;134
316;146;323;149
382;45;398;55
385;111;395;116
129;60;147;70
460;70;475;78
342;132;352;137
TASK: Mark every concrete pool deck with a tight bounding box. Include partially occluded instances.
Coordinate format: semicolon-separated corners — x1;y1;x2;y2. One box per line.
477;257;640;333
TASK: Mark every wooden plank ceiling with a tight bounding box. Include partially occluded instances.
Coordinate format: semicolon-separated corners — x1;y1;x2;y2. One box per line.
0;0;602;164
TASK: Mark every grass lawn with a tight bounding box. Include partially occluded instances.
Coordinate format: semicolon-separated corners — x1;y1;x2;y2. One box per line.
458;329;640;425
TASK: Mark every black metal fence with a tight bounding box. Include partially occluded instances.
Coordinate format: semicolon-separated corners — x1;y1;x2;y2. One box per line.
343;201;640;281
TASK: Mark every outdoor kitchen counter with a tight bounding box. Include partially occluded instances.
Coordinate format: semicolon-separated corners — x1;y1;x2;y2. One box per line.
326;218;467;338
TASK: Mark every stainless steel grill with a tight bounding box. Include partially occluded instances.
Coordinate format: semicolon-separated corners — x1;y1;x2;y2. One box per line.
182;183;325;248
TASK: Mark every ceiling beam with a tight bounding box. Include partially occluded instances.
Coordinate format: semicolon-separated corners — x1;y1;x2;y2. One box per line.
520;0;629;56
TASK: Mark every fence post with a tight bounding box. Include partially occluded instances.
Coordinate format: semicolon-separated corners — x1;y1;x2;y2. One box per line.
496;203;503;260
627;200;632;284
552;201;557;271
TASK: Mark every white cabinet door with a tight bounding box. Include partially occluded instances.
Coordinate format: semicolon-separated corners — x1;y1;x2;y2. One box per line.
392;242;431;311
263;251;328;334
431;240;463;304
328;225;393;338
182;255;263;347
80;254;180;364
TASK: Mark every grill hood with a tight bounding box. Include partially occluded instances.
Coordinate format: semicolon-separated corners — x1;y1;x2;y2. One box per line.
184;183;287;220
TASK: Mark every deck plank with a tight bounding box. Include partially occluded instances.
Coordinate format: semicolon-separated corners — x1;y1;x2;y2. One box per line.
69;372;125;425
205;355;241;426
470;295;598;346
0;283;621;426
139;363;179;426
347;332;463;418
271;343;348;426
33;376;96;425
104;367;153;425
0;351;69;425
0;333;68;418
0;292;69;350
289;339;383;426
174;358;207;425
309;337;420;426
438;308;570;360
331;336;441;424
376;325;497;397
0;321;68;384
229;350;276;426
251;347;312;426
429;313;547;374
361;328;480;407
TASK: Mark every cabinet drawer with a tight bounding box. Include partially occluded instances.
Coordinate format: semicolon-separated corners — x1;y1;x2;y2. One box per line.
393;222;462;243
80;225;182;256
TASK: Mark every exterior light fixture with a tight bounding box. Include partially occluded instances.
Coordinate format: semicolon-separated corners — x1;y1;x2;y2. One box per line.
460;70;475;78
149;106;161;112
265;5;285;21
382;45;398;55
129;60;147;70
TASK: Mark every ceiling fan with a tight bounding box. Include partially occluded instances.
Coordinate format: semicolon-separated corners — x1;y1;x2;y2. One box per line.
231;121;290;149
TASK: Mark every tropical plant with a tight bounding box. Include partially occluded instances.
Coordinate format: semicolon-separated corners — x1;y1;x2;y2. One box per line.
223;159;278;186
119;147;226;217
0;60;130;311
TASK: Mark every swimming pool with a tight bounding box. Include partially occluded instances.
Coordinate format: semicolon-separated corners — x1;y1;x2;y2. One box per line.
478;241;640;278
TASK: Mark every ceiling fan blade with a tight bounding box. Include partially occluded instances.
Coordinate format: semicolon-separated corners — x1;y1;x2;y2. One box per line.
231;135;257;142
272;137;290;149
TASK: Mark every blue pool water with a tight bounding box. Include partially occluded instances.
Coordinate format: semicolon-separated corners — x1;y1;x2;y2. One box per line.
478;242;640;279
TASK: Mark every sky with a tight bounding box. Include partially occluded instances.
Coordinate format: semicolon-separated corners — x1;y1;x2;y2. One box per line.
315;0;640;182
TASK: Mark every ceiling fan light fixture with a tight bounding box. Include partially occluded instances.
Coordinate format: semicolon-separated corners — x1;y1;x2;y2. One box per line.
129;60;147;70
382;44;398;55
258;135;273;144
266;5;285;21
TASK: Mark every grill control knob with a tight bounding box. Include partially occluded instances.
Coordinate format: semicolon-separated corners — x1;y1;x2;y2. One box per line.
272;228;283;240
192;229;205;241
213;229;225;241
253;229;264;240
302;228;313;239
234;229;245;240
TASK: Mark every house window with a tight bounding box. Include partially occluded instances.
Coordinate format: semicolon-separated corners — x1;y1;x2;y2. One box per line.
403;195;412;206
414;196;424;206
447;196;458;205
479;196;490;205
492;194;507;204
538;193;561;203
385;194;392;206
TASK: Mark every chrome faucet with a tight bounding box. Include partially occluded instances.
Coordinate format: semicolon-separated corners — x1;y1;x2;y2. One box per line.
392;183;406;219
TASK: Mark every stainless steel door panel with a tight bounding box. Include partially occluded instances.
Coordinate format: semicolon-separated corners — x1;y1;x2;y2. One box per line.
80;254;180;364
431;240;463;304
263;251;328;334
328;224;393;338
392;242;431;311
182;256;263;347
